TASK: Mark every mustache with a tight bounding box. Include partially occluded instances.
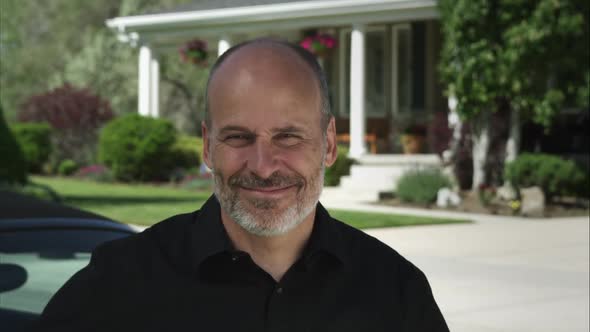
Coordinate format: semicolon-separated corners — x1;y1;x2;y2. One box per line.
228;171;304;189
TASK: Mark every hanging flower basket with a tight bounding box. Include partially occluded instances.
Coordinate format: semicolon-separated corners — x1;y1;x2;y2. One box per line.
179;39;208;66
299;33;337;58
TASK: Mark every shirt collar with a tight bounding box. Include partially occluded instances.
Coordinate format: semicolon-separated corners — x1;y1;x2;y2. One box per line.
189;195;348;275
301;202;348;267
189;195;233;275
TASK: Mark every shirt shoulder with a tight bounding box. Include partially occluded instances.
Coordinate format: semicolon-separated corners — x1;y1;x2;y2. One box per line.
330;218;426;281
92;211;198;279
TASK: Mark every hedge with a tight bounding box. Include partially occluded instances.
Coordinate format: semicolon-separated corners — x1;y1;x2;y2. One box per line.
504;153;589;201
0;102;27;185
98;114;177;181
10;122;52;173
396;168;452;204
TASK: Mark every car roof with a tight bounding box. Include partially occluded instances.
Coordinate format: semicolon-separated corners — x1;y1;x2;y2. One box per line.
0;190;135;233
0;190;110;220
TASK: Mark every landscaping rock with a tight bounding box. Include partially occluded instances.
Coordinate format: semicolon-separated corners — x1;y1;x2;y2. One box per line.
520;186;545;217
497;185;517;201
436;187;461;208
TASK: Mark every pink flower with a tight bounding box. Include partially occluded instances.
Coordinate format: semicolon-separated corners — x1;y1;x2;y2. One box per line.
300;38;313;49
299;33;337;57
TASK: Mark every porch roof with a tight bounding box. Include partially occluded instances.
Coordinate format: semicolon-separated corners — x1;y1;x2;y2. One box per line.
106;0;438;47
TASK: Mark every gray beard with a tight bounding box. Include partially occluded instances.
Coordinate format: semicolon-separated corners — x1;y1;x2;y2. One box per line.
213;165;325;237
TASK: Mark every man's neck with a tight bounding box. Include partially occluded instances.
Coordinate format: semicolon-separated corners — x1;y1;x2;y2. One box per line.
220;209;315;282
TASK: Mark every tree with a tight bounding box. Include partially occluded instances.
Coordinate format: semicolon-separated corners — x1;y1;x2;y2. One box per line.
439;0;589;191
0;0;195;123
49;30;138;116
0;0;122;121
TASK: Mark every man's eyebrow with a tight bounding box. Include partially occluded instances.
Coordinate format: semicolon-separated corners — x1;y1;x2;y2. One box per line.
271;125;306;133
218;125;252;134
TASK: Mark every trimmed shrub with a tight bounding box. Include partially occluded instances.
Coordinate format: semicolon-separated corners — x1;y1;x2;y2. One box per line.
58;159;79;176
98;114;177;181
18;84;114;165
504;153;589;201
169;135;202;170
324;146;354;186
10;122;52;173
396;168;452;204
0;102;27;185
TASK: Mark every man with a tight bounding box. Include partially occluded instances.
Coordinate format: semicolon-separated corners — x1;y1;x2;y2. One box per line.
35;39;449;331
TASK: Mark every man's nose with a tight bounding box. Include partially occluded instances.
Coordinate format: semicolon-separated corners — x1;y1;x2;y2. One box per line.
247;139;280;179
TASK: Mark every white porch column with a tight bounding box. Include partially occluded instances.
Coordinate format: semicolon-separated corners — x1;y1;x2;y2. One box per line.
150;57;160;118
138;45;152;117
218;37;231;57
349;24;367;158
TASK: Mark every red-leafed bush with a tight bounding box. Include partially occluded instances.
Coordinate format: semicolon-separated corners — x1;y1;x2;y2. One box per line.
18;84;114;166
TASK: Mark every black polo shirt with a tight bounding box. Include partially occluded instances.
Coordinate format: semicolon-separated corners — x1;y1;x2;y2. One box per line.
35;196;449;332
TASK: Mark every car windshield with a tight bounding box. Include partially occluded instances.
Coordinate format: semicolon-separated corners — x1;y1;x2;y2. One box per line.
0;228;133;315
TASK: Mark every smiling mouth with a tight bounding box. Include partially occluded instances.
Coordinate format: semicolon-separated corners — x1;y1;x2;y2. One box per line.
241;185;295;192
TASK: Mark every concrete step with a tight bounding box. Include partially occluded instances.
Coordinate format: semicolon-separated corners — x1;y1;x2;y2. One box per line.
339;175;397;192
328;154;444;203
320;187;379;203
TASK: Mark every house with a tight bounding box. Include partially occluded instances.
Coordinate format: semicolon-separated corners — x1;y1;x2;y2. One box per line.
106;0;448;201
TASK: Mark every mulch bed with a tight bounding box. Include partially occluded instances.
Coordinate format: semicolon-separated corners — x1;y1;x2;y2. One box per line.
379;191;590;218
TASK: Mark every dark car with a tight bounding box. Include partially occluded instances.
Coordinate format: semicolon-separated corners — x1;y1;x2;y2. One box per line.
0;190;138;331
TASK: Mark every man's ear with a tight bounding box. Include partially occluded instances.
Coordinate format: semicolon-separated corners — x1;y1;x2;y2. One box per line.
202;121;212;169
324;117;338;167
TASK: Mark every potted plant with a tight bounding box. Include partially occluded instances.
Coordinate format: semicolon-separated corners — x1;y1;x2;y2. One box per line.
400;122;427;154
179;39;208;67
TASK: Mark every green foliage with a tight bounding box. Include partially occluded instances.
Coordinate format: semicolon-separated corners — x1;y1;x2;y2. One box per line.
324;146;354;186
18;84;114;166
0;0;197;122
0;0;122;121
396;168;452;205
169;135;202;169
504;153;589;201
98;114;178;181
49;30;138;116
10;122;52;173
58;159;79;176
0;102;27;184
438;0;589;126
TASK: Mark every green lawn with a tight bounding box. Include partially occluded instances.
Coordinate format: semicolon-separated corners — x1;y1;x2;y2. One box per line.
328;209;470;229
32;176;470;229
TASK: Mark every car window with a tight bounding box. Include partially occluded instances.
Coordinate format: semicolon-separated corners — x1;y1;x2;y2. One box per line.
0;229;133;315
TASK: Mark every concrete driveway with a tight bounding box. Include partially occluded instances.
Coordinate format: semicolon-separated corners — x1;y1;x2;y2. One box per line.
364;214;589;332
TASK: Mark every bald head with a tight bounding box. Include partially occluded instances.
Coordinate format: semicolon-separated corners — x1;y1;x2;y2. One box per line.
204;38;332;132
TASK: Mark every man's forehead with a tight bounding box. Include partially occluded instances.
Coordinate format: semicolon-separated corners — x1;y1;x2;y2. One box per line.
217;42;305;70
207;42;322;128
209;42;316;91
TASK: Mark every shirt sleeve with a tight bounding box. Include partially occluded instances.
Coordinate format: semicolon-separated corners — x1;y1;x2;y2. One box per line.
30;246;109;332
400;259;450;332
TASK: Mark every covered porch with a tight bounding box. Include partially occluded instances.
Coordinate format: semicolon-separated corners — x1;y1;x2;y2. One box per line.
107;0;446;162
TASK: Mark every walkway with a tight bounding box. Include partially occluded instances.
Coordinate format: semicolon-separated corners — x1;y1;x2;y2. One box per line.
336;199;590;332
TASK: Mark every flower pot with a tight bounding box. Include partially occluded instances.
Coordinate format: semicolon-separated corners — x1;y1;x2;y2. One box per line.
400;134;425;154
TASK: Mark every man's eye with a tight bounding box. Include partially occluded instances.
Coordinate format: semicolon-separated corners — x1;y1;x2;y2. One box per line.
223;134;253;147
276;133;302;145
225;134;248;140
